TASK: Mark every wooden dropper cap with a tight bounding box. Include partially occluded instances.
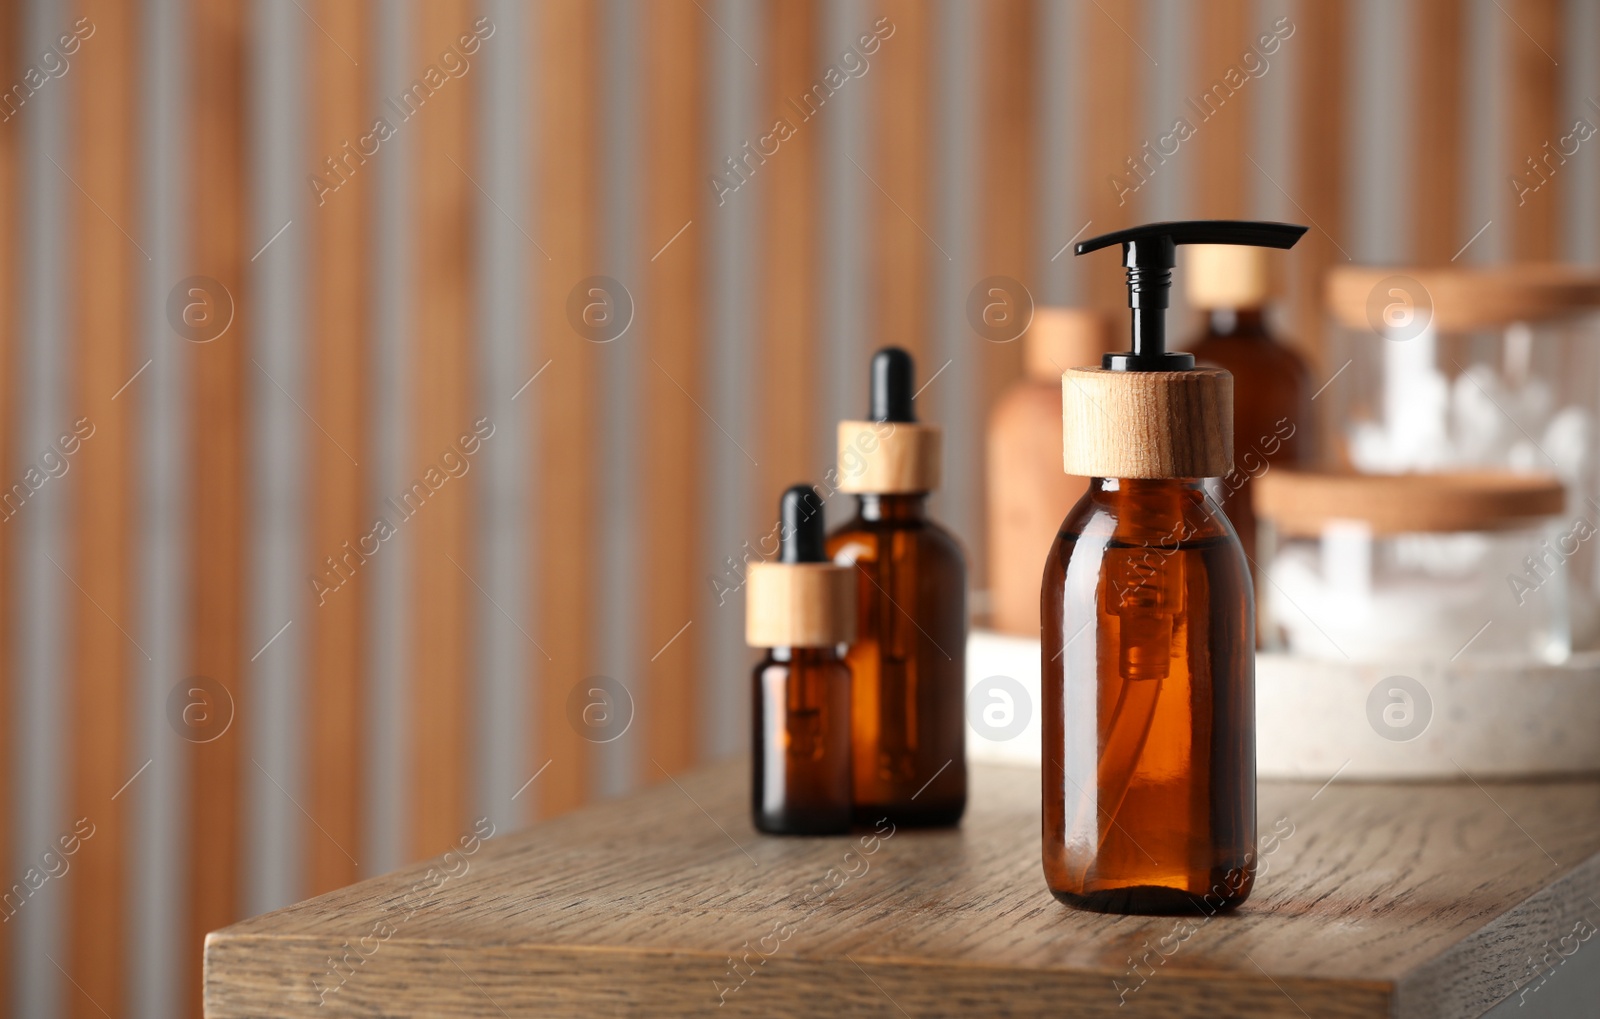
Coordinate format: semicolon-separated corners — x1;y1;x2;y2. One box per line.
746;485;856;648
1067;220;1307;479
837;347;942;493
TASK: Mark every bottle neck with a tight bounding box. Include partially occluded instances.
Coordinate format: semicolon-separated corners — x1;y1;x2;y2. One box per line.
768;646;841;664
1090;476;1227;541
1204;307;1267;337
857;492;928;522
1091;477;1206;495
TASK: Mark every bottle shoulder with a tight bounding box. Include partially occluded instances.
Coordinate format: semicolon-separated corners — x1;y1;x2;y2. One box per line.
754;648;849;680
826;511;968;568
1045;486;1253;611
1054;485;1241;549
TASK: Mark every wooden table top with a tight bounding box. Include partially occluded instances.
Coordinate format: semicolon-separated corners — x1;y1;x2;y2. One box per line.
204;761;1600;1018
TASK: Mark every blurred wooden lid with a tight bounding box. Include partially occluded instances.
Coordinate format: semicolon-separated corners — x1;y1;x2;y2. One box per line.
1024;307;1113;381
1255;469;1566;536
1061;367;1232;479
745;562;856;648
1326;264;1600;333
1187;244;1272;309
836;420;941;493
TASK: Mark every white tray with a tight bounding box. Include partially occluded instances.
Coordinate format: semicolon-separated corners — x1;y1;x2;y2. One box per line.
965;628;1600;780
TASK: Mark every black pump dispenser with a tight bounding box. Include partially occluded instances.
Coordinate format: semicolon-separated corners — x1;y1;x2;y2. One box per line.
1076;220;1307;372
869;347;916;423
779;485;826;563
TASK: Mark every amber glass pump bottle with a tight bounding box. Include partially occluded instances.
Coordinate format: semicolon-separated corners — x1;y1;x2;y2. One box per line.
828;349;967;826
1042;220;1305;915
747;485;856;835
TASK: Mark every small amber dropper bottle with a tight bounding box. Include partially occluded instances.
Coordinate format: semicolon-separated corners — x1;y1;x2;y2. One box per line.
1043;220;1305;915
747;485;856;835
828;349;967;827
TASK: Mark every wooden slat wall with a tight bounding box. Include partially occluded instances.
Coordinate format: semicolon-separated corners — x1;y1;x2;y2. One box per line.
65;0;136;1013
1505;0;1563;261
873;0;932;368
408;0;476;860
533;0;599;817
0;0;16;1015
184;0;249;1013
759;0;823;505
1079;0;1143;314
1191;0;1253;219
974;0;1036;587
306;0;368;896
1412;0;1464;264
1290;0;1352;360
1;3;1595;1016
641;0;705;777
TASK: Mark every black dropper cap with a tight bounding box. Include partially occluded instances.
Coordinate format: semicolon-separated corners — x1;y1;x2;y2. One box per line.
1076;220;1307;372
778;484;826;564
869;347;916;423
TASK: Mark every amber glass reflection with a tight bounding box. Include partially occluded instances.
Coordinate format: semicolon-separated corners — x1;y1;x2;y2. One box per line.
752;647;853;835
828;493;967;826
1041;478;1254;914
1191;308;1311;563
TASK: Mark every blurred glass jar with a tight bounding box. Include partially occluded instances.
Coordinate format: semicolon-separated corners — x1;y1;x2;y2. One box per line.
1323;265;1600;647
1254;470;1571;663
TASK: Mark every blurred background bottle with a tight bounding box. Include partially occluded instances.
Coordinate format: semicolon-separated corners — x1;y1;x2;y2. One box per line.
986;308;1113;637
1186;244;1312;571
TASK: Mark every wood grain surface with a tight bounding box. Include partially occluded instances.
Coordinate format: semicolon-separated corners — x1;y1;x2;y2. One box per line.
204;761;1600;1018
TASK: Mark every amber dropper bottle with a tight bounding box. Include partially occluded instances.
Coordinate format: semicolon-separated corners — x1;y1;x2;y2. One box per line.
828;348;967;827
1042;220;1305;915
1185;244;1312;567
747;485;856;835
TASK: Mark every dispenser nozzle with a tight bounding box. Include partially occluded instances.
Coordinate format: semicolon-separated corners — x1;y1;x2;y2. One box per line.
779;485;826;563
1075;220;1307;372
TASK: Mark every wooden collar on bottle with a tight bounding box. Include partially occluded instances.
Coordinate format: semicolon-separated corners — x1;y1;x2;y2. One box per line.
745;562;857;648
836;420;942;494
1060;367;1233;479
